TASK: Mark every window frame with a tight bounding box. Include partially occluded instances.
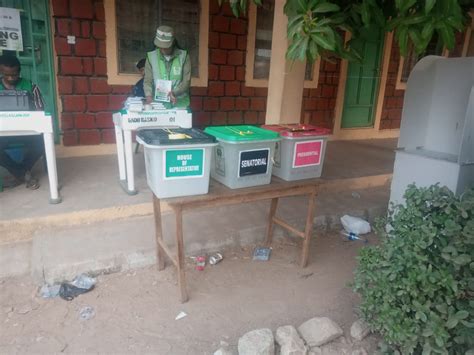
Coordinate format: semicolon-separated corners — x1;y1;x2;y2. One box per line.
396;38;448;90
104;0;209;87
461;12;474;57
245;2;320;88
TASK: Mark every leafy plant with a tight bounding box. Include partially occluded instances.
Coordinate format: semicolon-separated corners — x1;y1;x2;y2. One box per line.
219;0;472;61
353;184;474;354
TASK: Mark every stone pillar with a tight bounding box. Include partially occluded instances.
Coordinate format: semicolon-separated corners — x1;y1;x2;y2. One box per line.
265;0;306;124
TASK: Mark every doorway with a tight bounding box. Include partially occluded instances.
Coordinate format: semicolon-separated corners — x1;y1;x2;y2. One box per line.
0;0;58;137
341;26;384;128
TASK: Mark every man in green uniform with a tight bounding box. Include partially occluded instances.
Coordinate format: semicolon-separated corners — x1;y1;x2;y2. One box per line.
143;25;191;108
0;55;44;189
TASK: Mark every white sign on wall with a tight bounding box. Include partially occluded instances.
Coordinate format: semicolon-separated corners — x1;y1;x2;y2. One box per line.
0;7;23;51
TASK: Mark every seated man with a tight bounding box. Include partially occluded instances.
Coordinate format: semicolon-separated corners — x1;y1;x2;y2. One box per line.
0;55;44;189
131;58;146;98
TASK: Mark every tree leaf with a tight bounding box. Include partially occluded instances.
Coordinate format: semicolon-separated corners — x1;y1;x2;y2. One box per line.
308;39;320;62
422;327;434;337
416;311;428;322
401;0;417;13
313;2;340;13
446;317;458;329
296;0;309;13
397;26;409;56
453;254;471;265
454;310;469;320
296;36;309;61
409;29;424;54
240;0;248;16
395;0;403;11
438;25;454;50
461;320;474;328
287;15;305;38
441;245;456;254
425;0;436;14
311;28;336;50
229;0;241;17
445;16;464;31
286;36;304;60
361;3;370;26
403;15;428;25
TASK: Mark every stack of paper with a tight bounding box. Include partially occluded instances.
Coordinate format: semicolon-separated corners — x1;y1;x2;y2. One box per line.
151;102;166;110
125;97;144;112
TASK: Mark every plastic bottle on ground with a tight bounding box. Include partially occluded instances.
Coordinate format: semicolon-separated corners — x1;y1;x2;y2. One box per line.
340;230;368;243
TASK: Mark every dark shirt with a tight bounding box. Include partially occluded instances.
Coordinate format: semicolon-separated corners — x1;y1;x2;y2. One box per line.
132;78;145;98
0;78;44;110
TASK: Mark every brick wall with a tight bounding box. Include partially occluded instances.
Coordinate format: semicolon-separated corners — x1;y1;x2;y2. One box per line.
379;31;467;130
190;1;268;127
52;0;131;145
52;0;470;145
53;0;270;145
52;0;339;146
379;40;405;130
301;60;340;130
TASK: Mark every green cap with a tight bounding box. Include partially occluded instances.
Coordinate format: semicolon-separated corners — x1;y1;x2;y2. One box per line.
154;25;175;49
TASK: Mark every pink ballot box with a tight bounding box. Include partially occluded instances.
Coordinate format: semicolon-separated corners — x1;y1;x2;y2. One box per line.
261;124;330;181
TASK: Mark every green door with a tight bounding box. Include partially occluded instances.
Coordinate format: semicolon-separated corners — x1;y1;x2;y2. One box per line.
0;0;58;137
341;27;384;128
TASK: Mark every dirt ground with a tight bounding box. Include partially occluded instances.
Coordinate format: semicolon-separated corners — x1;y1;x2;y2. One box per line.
0;232;380;354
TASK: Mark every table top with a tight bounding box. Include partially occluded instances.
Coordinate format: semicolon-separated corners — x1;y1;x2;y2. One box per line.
159;177;321;210
113;109;192;130
0;111;53;134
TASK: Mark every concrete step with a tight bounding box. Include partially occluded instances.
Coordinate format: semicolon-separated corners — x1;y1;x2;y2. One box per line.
0;186;390;283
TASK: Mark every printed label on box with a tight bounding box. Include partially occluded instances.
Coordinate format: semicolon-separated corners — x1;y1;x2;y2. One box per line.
239;148;269;177
273;141;281;168
164;149;204;179
215;145;226;177
293;140;322;168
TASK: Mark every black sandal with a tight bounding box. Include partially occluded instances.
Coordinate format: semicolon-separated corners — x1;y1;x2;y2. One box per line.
24;171;40;190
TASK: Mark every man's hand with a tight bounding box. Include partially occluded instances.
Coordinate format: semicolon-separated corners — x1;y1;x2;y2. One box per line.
168;91;177;105
145;96;153;104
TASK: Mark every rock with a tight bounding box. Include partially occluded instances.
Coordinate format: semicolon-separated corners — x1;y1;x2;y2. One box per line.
214;340;234;355
308;348;322;355
319;338;351;355
214;347;233;355
298;317;343;347
351;348;368;355
350;320;370;341
238;328;274;355
276;325;308;355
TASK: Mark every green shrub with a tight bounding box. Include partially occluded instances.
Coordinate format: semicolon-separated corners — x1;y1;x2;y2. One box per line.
353;184;474;354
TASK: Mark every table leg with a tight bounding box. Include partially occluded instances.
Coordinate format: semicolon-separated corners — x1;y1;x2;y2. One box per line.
265;198;279;246
114;124;126;182
301;191;317;268
175;206;188;303
42;133;61;204
153;195;165;271
123;130;137;195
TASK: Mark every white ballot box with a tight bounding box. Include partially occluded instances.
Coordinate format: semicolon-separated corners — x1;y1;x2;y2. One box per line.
113;108;192;194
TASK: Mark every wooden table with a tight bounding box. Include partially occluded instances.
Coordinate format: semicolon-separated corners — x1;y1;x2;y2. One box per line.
152;178;319;303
